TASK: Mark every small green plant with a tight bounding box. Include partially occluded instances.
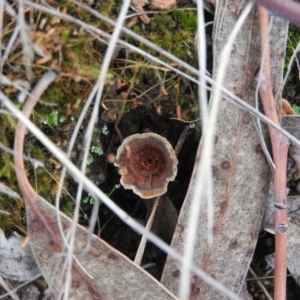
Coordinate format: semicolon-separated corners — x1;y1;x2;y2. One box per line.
262;279;273;287
292;104;300;114
91;146;103;156
86;157;94;165
42;111;68;126
59;115;66;122
45;111;58;126
189;123;200;133
123;102;131;114
86;145;103;164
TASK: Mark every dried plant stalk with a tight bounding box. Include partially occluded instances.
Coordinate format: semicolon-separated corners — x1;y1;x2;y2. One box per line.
258;6;289;300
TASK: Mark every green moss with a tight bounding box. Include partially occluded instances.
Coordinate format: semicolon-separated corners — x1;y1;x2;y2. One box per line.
41;84;65;105
285;23;300;80
81;65;100;77
30;146;47;162
0;215;12;232
61;198;75;217
2;114;17;130
173;9;197;32
60;29;70;41
126;9;197;61
35;168;52;194
0;153;16;180
133;25;141;34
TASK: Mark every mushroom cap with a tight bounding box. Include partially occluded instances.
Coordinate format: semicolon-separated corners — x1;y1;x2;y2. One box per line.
114;133;178;199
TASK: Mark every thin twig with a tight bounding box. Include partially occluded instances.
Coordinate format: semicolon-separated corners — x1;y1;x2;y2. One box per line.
258;6;289;300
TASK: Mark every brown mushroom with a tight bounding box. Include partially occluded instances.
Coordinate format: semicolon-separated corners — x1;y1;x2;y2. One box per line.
114;133;178;199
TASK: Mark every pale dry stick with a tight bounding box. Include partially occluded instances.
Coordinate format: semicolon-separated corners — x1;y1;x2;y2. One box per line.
0;182;19;199
254;16;275;170
3;0;16;17
0;89;241;300
249;268;273;300
179;3;254;299
258;6;289;300
251;114;275;169
174;126;190;157
62;1;131;298
0;75;33;104
0;109;11;115
18;0;33;79
196;0;213;249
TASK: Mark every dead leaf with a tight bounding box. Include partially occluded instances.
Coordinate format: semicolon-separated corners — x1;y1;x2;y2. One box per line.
26;194;178;299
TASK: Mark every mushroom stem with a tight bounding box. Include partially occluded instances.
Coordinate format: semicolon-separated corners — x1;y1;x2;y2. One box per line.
134;126;189;265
